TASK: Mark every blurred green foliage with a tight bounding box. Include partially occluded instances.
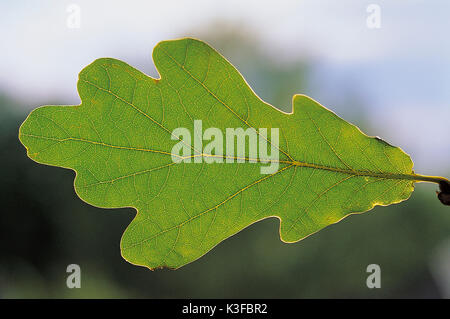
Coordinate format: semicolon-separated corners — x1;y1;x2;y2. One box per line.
0;32;449;298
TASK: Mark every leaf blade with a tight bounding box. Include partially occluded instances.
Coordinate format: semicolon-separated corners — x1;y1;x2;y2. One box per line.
20;38;419;269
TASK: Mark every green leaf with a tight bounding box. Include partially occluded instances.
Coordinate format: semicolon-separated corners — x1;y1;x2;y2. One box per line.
19;38;448;269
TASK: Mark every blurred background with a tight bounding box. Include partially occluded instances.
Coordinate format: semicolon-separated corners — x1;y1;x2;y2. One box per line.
1;0;449;298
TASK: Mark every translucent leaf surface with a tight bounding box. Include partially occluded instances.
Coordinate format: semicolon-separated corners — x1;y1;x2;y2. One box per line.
19;38;447;269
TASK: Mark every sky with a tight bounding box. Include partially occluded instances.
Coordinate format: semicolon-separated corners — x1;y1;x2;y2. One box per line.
1;0;449;173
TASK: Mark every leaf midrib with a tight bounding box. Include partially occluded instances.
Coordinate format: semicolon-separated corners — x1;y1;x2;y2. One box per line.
22;130;428;185
22;132;423;182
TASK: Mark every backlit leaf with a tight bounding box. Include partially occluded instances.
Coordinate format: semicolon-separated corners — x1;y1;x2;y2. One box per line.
19;38;448;269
